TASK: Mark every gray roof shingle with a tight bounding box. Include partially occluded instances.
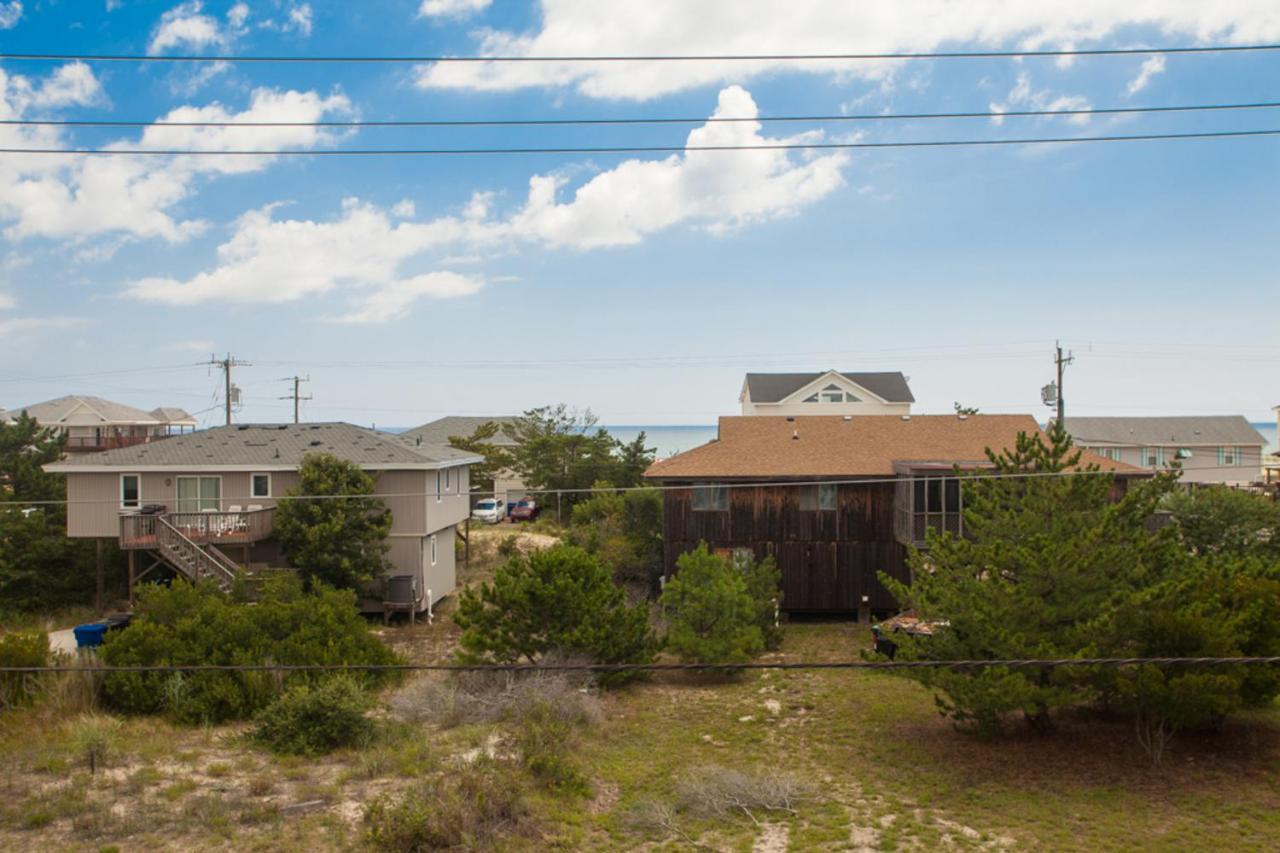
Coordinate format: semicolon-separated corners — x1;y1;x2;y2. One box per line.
401;416;522;448
744;372;915;404
46;422;480;470
1063;416;1266;447
12;395;163;425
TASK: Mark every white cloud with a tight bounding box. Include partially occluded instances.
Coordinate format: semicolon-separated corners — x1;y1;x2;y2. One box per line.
1126;55;1167;96
0;2;21;29
127;199;491;321
418;0;490;18
414;0;1280;100
391;199;417;218
0;315;86;339
0;77;351;243
508;86;847;248
989;73;1091;125
0;292;14;310
148;1;248;53
284;3;312;36
126;86;848;319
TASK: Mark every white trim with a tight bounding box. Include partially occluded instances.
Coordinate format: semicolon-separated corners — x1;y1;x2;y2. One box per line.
46;456;483;474
776;370;892;406
119;473;141;509
430;534;438;566
250;472;272;499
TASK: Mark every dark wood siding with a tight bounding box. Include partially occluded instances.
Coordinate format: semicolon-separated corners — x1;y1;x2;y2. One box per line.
662;482;911;615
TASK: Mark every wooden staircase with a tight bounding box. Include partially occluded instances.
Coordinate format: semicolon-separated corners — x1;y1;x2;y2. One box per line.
153;514;240;590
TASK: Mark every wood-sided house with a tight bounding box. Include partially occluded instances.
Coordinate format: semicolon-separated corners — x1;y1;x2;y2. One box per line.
644;414;1141;619
45;423;481;616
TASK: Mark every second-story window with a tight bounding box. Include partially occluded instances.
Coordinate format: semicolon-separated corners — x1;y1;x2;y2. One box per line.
1143;447;1166;467
445;467;452;491
1219;446;1239;466
250;473;271;498
692;485;729;511
435;470;442;502
799;484;837;510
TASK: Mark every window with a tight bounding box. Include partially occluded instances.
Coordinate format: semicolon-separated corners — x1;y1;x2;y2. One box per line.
444;467;452;491
429;534;437;566
805;384;862;404
799;483;837;510
691;485;728;511
1092;447;1121;461
176;476;220;512
435;470;442;503
120;474;141;509
250;473;271;498
1219;446;1240;466
1143;447;1166;468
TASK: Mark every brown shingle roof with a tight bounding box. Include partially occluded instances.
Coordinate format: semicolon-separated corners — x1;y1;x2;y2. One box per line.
644;415;1142;480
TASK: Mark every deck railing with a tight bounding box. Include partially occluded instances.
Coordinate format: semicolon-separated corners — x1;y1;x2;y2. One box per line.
120;507;275;550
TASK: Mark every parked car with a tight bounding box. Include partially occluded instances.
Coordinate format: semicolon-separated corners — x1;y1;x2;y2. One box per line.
509;499;541;522
471;498;505;524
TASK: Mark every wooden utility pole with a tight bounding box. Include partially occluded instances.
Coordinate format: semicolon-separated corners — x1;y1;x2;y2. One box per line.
278;375;311;424
1053;340;1074;424
205;354;250;425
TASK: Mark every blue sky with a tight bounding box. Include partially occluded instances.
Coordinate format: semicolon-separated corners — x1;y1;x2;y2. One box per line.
0;1;1277;427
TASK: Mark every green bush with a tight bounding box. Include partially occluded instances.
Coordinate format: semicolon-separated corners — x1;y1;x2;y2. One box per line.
0;630;49;709
512;699;590;795
660;545;764;667
67;713;123;773
252;676;374;756
735;552;784;651
564;484;664;593
454;545;657;686
101;575;400;724
364;760;526;850
1163;486;1280;558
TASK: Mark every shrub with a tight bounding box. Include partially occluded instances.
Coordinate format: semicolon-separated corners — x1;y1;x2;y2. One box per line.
660;545;764;667
101;575;400;724
564;485;664;593
497;534;521;559
364;760;527;851
0;629;48;709
252;676;375;756
675;765;815;822
735;552;784;651
389;663;601;729
454;545;657;686
1163;486;1280;558
512;699;590;795
67;713;123;773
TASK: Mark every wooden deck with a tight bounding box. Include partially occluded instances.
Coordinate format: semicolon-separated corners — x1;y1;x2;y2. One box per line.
120;508;275;550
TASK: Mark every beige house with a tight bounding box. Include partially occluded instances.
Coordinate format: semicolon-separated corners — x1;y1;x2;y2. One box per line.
1063;416;1267;486
46;423;480;615
8;395;197;453
402;415;527;507
739;371;914;417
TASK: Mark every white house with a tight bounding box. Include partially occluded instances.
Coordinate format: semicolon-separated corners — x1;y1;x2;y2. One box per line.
739;371;914;417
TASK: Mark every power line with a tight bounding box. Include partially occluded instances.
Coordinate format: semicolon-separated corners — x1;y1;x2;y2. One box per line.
6;101;1279;129
3;656;1278;675
2;44;1278;63
4;128;1279;157
6;465;1240;509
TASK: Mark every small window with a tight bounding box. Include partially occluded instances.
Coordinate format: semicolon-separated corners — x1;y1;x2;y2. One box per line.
1143;447;1165;468
120;474;141;509
799;484;837;510
445;467;452;490
250;473;271;499
430;534;438;565
435;470;442;502
1219;446;1238;466
692;485;728;511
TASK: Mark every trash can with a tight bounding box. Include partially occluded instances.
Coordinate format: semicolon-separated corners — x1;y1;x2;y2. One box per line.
73;622;109;648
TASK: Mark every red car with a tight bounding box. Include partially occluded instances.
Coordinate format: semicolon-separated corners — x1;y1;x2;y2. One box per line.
509;499;541;522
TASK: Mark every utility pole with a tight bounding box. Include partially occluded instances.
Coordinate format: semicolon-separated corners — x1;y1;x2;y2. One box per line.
205;353;250;425
1053;340;1074;424
278;375;312;424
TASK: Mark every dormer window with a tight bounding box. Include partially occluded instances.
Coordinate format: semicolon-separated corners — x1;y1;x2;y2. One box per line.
804;384;862;404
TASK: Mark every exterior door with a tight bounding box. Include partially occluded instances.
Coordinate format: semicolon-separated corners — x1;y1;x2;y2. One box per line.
176;476;221;512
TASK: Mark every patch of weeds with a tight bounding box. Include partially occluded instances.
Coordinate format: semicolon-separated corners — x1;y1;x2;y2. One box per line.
205;761;233;778
67;714;124;774
160;778;198;801
252;676;375;757
246;776;275;797
513;700;591;796
389;664;601;730
125;765;164;792
364;759;528;851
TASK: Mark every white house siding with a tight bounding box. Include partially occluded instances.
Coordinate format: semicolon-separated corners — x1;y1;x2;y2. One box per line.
742;400;912;417
1089;445;1262;486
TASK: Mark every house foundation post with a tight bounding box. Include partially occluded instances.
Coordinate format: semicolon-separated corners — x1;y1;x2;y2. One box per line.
95;539;104;614
127;550;135;608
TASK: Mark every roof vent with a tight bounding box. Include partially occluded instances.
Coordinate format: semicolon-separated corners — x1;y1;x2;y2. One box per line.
792;430;799;441
842;415;852;422
309;440;322;447
901;415;911;421
957;414;968;420
785;416;795;422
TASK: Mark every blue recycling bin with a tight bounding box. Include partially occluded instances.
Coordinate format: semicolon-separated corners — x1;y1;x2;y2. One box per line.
73;622;109;648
